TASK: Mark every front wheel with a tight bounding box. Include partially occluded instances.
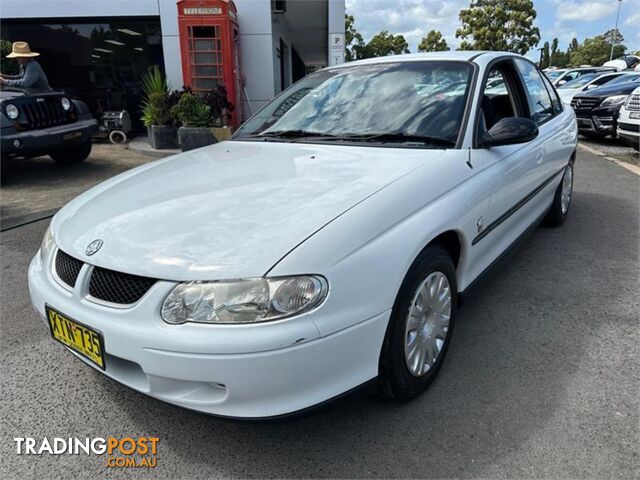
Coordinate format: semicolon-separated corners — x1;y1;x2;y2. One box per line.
545;161;574;227
50;139;92;165
379;246;457;400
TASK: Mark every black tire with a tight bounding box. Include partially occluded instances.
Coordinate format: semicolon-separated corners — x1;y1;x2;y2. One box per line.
50;140;92;165
545;161;574;227
379;246;458;401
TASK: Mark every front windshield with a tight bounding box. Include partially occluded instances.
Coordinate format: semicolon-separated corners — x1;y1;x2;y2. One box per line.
558;73;599;89
234;61;474;147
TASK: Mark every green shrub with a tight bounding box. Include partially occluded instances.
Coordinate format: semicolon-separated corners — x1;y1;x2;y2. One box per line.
171;93;212;128
1;40;20;75
140;66;172;126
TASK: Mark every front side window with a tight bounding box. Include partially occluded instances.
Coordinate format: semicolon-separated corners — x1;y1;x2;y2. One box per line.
514;59;555;124
234;61;474;148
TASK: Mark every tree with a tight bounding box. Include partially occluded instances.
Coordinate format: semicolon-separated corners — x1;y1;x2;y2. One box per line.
345;14;365;62
456;0;540;55
569;34;626;67
418;30;450;52
603;28;624;46
362;30;410;58
541;41;550;68
1;39;20;75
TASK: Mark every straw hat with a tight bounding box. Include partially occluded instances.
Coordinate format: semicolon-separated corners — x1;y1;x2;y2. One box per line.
6;41;40;58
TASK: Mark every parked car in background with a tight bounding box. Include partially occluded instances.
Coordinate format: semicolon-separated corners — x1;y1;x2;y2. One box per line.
28;52;577;418
1;88;97;171
571;80;640;138
543;68;567;83
617;86;640;150
557;71;640;105
551;67;617;87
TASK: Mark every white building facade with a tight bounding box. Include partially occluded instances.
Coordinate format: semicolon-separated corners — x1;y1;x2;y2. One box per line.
1;0;345;119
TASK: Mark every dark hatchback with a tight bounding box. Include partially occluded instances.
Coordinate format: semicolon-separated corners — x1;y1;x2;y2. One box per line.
570;80;640;138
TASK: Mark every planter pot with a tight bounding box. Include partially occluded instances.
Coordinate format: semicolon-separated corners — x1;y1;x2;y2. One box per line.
211;126;232;142
147;125;178;149
178;127;217;152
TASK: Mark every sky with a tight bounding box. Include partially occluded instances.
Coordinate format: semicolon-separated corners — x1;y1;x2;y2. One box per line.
345;0;640;59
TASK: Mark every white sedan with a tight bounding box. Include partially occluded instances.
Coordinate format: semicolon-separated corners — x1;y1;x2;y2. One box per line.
29;52;578;418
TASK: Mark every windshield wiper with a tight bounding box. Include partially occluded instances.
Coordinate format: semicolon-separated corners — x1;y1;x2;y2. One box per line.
340;132;456;147
251;130;339;139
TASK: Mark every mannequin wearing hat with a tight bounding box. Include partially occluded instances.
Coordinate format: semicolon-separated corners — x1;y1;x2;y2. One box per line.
0;41;52;92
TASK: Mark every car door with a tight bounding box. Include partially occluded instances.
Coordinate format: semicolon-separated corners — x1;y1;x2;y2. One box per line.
466;58;560;280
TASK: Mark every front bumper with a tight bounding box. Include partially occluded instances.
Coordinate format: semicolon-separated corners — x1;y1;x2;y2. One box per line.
1;118;98;158
574;105;621;135
28;250;389;418
616;109;640;146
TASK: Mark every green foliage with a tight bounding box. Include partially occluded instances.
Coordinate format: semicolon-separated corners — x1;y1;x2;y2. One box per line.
417;30;450;52
141;66;168;98
541;42;550;68
140;66;172;126
1;39;20;75
142;92;173;127
455;0;540;55
345;14;365;61
568;34;626;67
171;92;212;128
361;30;409;58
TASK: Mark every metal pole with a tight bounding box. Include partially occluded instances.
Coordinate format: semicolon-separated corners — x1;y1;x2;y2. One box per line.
609;0;622;61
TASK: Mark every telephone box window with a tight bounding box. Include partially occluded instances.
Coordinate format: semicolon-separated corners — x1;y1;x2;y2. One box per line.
188;25;223;94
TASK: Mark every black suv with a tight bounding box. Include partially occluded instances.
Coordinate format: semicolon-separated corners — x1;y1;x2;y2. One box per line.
1;89;97;166
571;80;640;138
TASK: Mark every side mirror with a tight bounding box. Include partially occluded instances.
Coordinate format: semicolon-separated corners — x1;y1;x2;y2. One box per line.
586;84;598;90
479;117;539;148
558;79;567;85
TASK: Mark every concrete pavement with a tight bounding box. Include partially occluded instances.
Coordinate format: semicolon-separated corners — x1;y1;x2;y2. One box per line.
0;147;638;478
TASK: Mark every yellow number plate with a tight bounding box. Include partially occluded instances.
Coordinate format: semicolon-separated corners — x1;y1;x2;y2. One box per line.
46;306;106;369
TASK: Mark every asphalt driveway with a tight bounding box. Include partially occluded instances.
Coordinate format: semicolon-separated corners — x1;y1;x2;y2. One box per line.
0;147;638;478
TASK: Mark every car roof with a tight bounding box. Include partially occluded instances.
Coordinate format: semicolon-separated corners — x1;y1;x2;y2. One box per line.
330;51;526;69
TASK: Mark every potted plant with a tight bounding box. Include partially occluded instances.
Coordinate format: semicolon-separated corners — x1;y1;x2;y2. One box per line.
141;66;178;149
171;92;217;152
203;85;235;141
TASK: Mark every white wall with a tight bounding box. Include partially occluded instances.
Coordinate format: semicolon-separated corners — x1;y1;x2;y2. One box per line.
158;0;183;89
234;0;275;117
0;0;159;17
271;14;294;95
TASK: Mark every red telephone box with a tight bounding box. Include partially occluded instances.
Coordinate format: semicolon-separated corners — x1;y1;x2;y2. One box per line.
177;0;242;126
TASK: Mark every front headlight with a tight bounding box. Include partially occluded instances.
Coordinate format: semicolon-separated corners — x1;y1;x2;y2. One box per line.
39;225;55;262
601;95;628;107
61;97;71;111
5;103;19;120
161;276;328;324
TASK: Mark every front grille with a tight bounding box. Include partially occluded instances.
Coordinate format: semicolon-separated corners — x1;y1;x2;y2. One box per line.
618;122;640;133
17;96;69;130
571;96;602;111
55;250;84;288
626;94;640;111
88;267;157;305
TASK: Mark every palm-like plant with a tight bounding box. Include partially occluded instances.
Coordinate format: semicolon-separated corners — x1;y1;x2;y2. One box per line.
140;66;171;126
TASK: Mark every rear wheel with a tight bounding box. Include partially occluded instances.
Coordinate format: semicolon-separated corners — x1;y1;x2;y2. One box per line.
379;246;457;400
545;161;574;227
50;140;92;165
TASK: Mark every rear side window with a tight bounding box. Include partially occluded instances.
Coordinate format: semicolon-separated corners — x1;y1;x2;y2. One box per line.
514;59;555;125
